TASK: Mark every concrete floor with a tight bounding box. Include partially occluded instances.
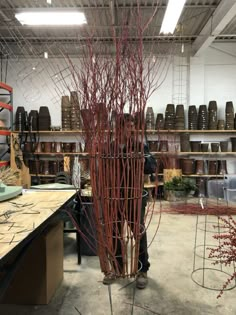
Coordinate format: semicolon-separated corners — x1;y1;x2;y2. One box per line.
0;202;236;315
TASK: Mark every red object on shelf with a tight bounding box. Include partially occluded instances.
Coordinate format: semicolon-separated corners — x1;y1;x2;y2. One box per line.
0;161;9;167
0;82;13;92
0;130;11;136
0;101;13;111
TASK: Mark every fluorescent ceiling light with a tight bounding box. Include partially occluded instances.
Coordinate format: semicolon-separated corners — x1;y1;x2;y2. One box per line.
15;10;87;26
160;0;186;34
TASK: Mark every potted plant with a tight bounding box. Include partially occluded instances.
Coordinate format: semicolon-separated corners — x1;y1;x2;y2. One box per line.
164;176;197;201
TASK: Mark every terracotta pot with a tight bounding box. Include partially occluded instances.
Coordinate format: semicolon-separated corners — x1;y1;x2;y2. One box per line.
180;141;191;152
181;159;195;175
220;141;228;152
190;141;201;152
63;142;72;153
201;143;209;152
42;142;52;153
211;142;220;152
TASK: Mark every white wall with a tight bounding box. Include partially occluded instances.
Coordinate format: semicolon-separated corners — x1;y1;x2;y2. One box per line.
2;42;236;173
5;42;236;126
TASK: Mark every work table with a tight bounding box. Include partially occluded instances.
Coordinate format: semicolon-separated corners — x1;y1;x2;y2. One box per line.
0;190;75;263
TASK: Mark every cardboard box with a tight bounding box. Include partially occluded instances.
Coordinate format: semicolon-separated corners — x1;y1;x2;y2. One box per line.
1;221;63;305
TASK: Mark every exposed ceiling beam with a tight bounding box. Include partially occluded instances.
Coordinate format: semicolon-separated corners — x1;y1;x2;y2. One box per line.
192;0;236;56
0;4;217;11
0;35;196;42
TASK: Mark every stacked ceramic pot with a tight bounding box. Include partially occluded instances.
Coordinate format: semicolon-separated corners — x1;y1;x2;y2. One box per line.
28;110;39;131
70;91;82;130
175;104;185;130
208;100;217;130
225;101;234;130
61;95;71;130
14;106;27;131
197;105;208;130
145;107;155;130
164;104;175;130
155;113;164;129
180;133;190;152
188;105;198;130
38;106;51;130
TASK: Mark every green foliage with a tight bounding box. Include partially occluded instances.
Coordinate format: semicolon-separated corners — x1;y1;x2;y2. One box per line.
164;176;197;194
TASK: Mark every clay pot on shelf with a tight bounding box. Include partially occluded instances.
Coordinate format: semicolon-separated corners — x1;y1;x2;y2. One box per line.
211;142;220;153
63;142;72;153
180;133;190;152
220;141;228;152
190;141;201;152
208;160;218;175
43;142;53;153
201;143;209;152
181;158;195;175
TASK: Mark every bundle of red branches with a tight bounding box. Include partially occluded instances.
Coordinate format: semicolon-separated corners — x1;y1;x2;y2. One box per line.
208;216;236;298
63;1;169;279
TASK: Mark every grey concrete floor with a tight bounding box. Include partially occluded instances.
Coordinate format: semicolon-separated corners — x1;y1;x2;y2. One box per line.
0;202;236;315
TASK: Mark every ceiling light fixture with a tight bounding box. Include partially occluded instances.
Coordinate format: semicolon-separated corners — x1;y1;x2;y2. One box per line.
160;0;186;34
15;9;87;26
44;51;48;59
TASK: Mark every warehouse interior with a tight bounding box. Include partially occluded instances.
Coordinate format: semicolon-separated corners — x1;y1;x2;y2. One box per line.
1;1;236;314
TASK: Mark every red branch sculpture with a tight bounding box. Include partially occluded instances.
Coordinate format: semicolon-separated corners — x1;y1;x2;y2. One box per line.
64;2;172;279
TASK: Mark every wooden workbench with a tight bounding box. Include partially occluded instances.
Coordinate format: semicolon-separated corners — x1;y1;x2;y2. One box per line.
0;190;75;262
0;190;76;304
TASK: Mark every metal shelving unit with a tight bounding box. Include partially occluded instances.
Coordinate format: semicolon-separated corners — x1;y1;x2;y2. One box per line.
0;82;13;164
